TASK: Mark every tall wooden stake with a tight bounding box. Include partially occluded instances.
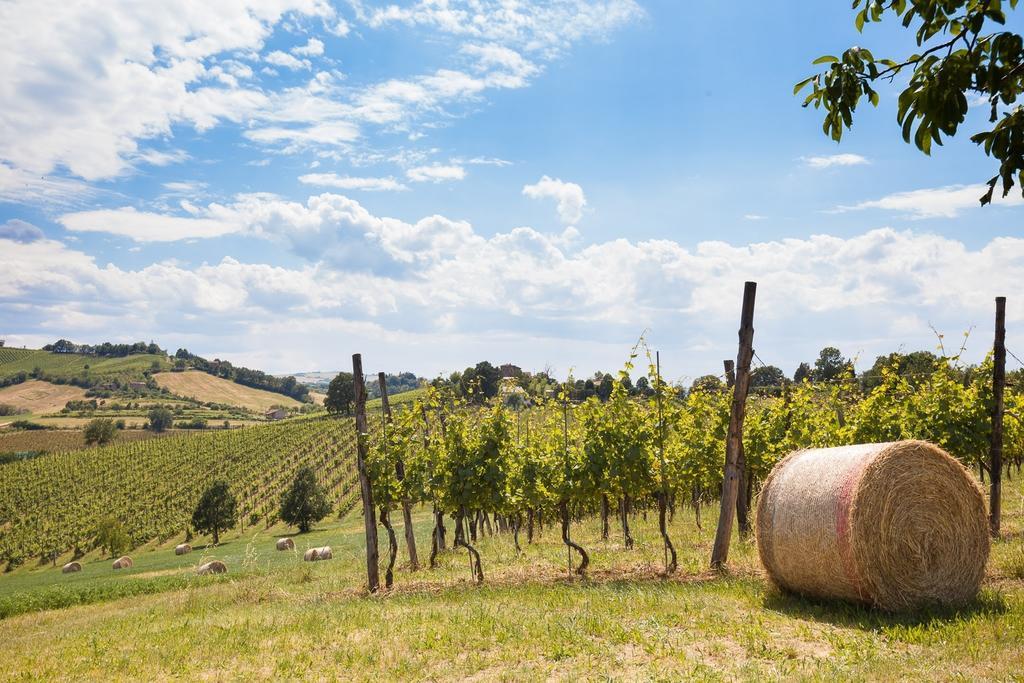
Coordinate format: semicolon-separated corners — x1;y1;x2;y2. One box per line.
379;372;419;570
725;359;750;538
353;354;380;592
711;282;757;569
990;296;1006;538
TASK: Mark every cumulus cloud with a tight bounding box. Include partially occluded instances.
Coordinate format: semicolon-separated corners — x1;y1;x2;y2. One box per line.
292;37;324;56
523;175;586;225
835;184;1024;219
265;50;311;70
803;153;869;169
0;219;45;243
298;173;408;191
59;206;239;242
406;165;466;183
3;220;1023;378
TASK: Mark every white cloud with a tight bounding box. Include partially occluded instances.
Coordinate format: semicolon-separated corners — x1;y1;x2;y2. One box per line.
0;219;45;243
835;184;1024;219
298;173;407;191
406;164;466;183
743;214;765;221
59;206;238;242
265;50;311;70
292;37;324;56
803;153;870;169
523;175;586;225
457;156;513;167
0;163;98;207
4;220;1024;378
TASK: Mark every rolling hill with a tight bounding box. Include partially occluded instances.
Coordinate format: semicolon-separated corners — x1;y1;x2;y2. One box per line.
153;371;304;412
0;380;88;416
0;348;168;382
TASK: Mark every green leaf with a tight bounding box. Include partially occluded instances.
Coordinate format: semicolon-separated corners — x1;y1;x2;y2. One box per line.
812;55;840;65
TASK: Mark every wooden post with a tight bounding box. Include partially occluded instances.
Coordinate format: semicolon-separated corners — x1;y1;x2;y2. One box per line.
990;296;1006;538
711;281;757;569
725;359;750;538
353;354;380;592
379;372;419;570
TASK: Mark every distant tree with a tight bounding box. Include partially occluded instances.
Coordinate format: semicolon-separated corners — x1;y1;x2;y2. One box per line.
84;418;117;445
595;373;614;401
793;362;813;383
812;347;853;383
147;407;173;432
862;350;941;389
325;372;355;415
191;480;237;545
634;376;653;397
93;516;129;558
279;467;332;533
691;375;725;394
750;365;787;393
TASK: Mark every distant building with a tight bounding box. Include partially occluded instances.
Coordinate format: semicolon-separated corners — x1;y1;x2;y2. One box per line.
499;363;521;378
265;408;287;421
128;381;147;391
0;339;5;347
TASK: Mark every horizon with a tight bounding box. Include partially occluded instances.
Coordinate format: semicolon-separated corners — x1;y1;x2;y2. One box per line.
2;1;1023;384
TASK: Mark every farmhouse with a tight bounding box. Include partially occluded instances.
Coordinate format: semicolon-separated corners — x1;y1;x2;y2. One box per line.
265;407;287;421
499;363;521;378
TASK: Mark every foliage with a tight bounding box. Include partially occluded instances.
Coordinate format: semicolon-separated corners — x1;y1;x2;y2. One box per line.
147;407;173;433
279;466;332;533
325;372;355;415
92;516;129;558
190;480;237;545
797;0;1024;204
84;418;117;446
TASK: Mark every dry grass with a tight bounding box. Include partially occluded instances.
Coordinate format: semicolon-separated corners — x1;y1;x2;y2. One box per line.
0;380;88;417
153;371;302;412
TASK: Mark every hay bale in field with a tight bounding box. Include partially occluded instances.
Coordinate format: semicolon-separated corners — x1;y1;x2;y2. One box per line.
196;560;227;575
276;537;294;551
62;561;82;574
304;546;333;562
175;543;192;556
756;440;989;611
112;556;133;570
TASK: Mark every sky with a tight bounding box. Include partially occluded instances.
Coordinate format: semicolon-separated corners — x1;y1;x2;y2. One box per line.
1;0;1023;385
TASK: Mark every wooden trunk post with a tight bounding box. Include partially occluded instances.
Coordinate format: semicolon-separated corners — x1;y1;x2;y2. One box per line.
353;354;380;592
725;359;750;538
379;372;419;570
711;281;757;569
990;296;1006;538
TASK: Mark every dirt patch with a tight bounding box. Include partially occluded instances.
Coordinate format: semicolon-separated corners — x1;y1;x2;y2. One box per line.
0;380;88;416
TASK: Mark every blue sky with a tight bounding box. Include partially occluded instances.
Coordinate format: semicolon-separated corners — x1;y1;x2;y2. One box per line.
1;0;1023;383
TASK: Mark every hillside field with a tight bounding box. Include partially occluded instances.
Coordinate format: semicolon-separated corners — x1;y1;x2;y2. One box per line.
0;349;168;381
0;486;1022;680
0;380;88;416
154;370;304;412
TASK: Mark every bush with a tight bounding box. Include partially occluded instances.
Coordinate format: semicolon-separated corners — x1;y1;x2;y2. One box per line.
175;418;207;430
84;418;117;445
93;517;129;558
0;403;27;417
191;480;237;545
279;466;332;533
9;420;50;431
147;407;173;433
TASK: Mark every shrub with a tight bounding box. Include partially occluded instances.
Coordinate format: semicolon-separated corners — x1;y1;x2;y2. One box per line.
84;418;117;445
147;407;173;433
191;480;237;545
280;466;332;533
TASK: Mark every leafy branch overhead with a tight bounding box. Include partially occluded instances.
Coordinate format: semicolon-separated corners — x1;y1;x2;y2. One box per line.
796;0;1024;205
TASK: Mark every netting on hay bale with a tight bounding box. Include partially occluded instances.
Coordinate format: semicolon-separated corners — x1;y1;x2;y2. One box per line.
756;440;989;611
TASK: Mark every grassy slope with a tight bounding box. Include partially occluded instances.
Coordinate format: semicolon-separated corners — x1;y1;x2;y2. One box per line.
0;380;88;414
153;370;303;412
0;479;1022;679
0;350;168;380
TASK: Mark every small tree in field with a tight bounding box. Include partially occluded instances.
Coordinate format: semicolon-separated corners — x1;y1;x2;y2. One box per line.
191;480;237;545
279;466;332;533
148;407;173;433
324;372;355;415
93;516;129;557
84;418;117;445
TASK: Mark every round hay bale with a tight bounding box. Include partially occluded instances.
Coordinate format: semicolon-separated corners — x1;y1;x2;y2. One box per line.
196;560;227;575
175;543;192;556
62;561;82;574
756;440;989;610
304;546;332;562
112;556;133;570
276;538;294;551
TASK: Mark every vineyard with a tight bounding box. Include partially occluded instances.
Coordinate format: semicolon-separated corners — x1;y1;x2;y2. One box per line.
0;417;359;569
362;351;1024;584
0;349;169;382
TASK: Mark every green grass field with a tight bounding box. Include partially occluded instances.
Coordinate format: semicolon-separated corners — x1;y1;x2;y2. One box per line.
1;476;1022;680
0;349;169;381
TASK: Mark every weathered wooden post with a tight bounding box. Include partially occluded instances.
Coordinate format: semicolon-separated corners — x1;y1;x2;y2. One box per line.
379;372;419;570
723;359;750;537
352;354;380;592
990;296;1006;538
711;281;757;569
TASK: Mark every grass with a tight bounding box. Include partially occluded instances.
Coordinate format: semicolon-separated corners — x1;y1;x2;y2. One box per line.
0;482;1022;680
153;370;303;412
0;350;168;381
